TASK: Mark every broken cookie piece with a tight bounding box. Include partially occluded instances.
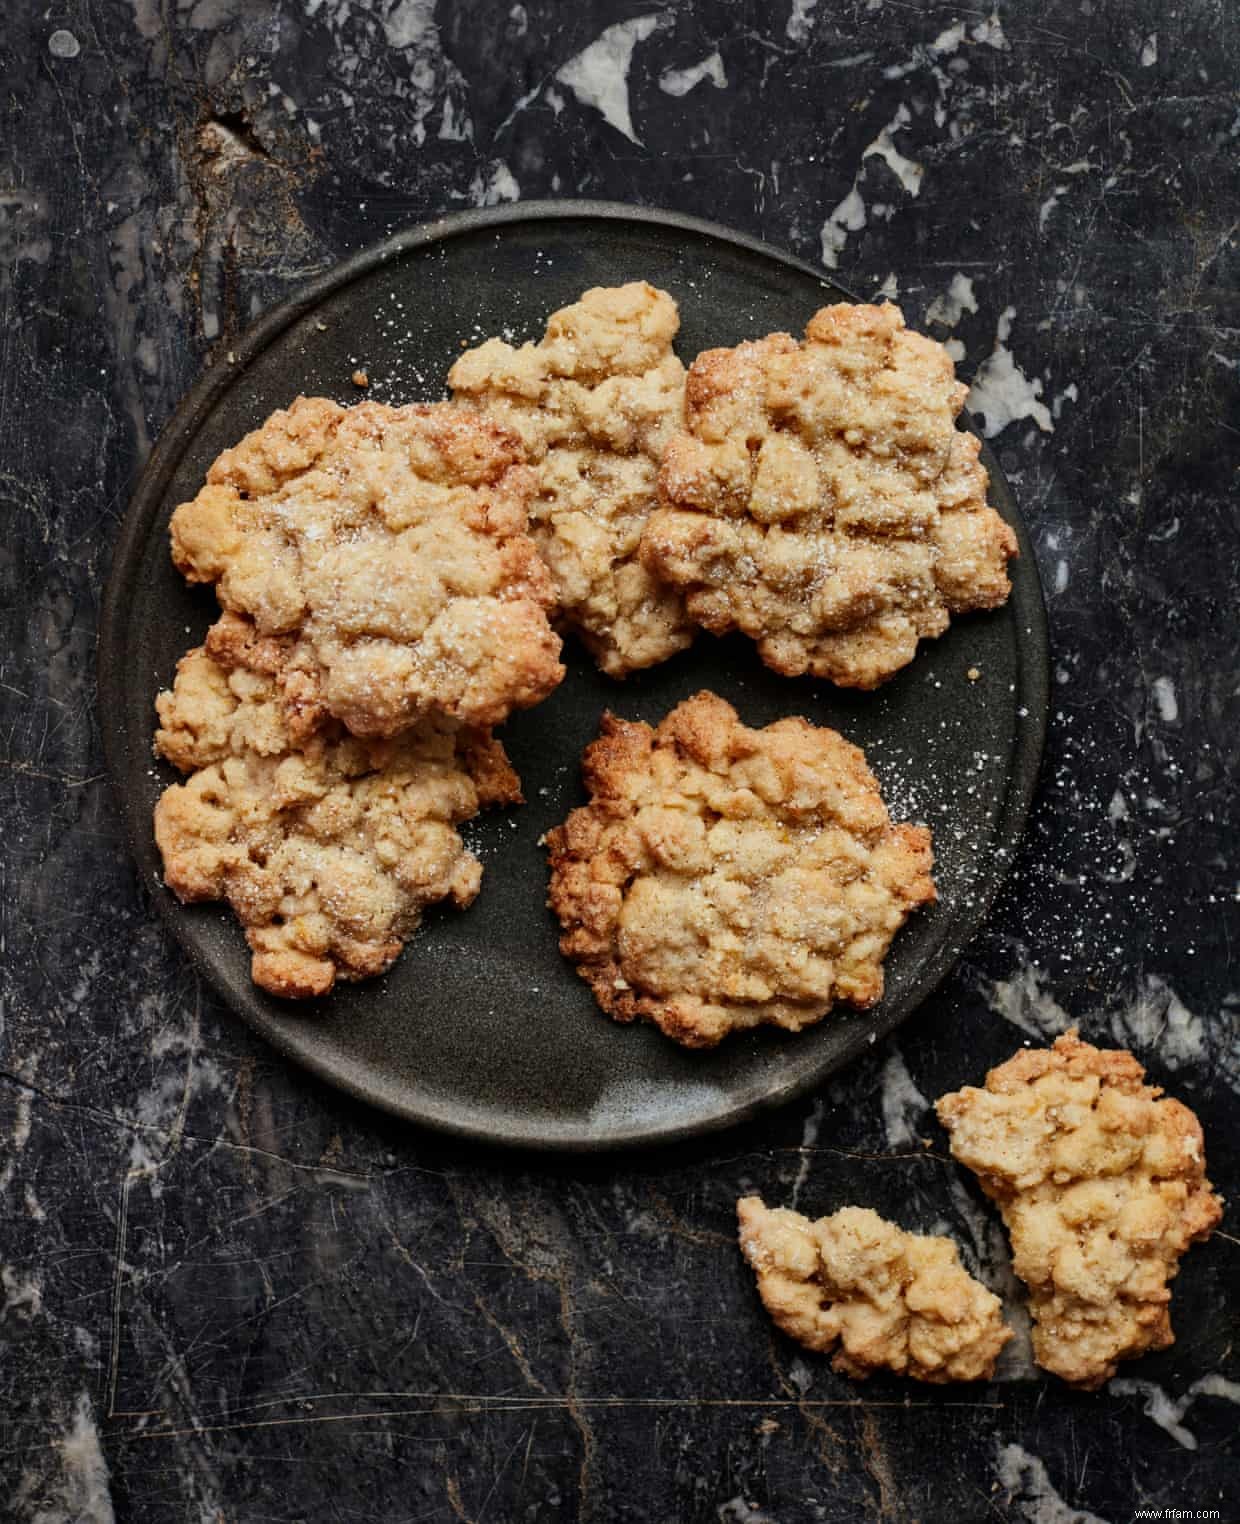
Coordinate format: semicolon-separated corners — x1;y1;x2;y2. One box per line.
737;1197;1011;1382
169;396;563;736
153;642;521;998
449;282;694;676
936;1031;1223;1389
641;302;1017;688
545;692;935;1048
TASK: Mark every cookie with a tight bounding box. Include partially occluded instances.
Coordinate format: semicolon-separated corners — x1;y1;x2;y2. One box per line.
641;302;1018;688
153;640;521;998
449;282;694;676
936;1031;1223;1388
545;692;935;1047
168;396;564;736
738;1197;1011;1382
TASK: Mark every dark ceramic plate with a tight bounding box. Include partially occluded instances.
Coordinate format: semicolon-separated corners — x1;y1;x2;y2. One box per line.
100;202;1048;1151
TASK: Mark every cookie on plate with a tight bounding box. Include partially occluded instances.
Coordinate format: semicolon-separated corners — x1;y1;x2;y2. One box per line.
936;1031;1223;1388
169;396;563;736
545;692;935;1048
641;303;1017;688
449;282;694;676
737;1196;1011;1382
153;639;521;998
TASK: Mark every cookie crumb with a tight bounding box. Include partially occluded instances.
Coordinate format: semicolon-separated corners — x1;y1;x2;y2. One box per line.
351;369;369;388
967;666;981;681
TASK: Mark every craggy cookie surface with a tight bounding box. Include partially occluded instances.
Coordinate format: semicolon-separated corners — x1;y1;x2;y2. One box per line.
169;396;563;736
936;1031;1223;1388
545;692;935;1047
449;282;693;676
737;1197;1011;1382
642;302;1017;688
154;639;520;998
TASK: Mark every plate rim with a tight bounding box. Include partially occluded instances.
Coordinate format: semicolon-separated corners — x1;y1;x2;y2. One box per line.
98;199;1050;1151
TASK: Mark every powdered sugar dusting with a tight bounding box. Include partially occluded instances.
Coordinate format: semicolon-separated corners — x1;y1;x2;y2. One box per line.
588;1077;725;1130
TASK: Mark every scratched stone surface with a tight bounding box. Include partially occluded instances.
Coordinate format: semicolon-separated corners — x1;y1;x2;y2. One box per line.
2;2;1238;1520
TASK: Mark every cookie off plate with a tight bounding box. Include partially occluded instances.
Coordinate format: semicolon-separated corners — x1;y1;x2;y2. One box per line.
99;202;1049;1150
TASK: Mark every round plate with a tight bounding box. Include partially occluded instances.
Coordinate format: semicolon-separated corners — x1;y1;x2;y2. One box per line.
100;202;1048;1151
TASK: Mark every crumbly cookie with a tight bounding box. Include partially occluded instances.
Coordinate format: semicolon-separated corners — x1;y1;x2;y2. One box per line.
545;692;935;1047
169;396;563;736
153;639;521;998
641;303;1018;688
449;282;693;676
737;1197;1011;1382
936;1031;1223;1389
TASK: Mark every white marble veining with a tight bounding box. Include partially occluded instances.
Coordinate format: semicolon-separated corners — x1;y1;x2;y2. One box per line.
819;105;923;268
967;307;1055;436
924;272;978;329
995;1444;1112;1523
1110;1374;1240;1451
878;1045;929;1148
12;1393;115;1524
659;52;727;98
555;14;668;146
980;958;1240;1092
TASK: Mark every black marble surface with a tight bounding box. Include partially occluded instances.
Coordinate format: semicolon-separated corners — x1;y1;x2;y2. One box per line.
2;2;1237;1520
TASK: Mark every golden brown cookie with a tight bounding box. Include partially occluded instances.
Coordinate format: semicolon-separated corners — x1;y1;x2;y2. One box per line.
936;1031;1223;1388
737;1197;1011;1382
641;303;1018;688
545;692;935;1047
449;282;693;676
169;396;563;736
153;640;521;998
